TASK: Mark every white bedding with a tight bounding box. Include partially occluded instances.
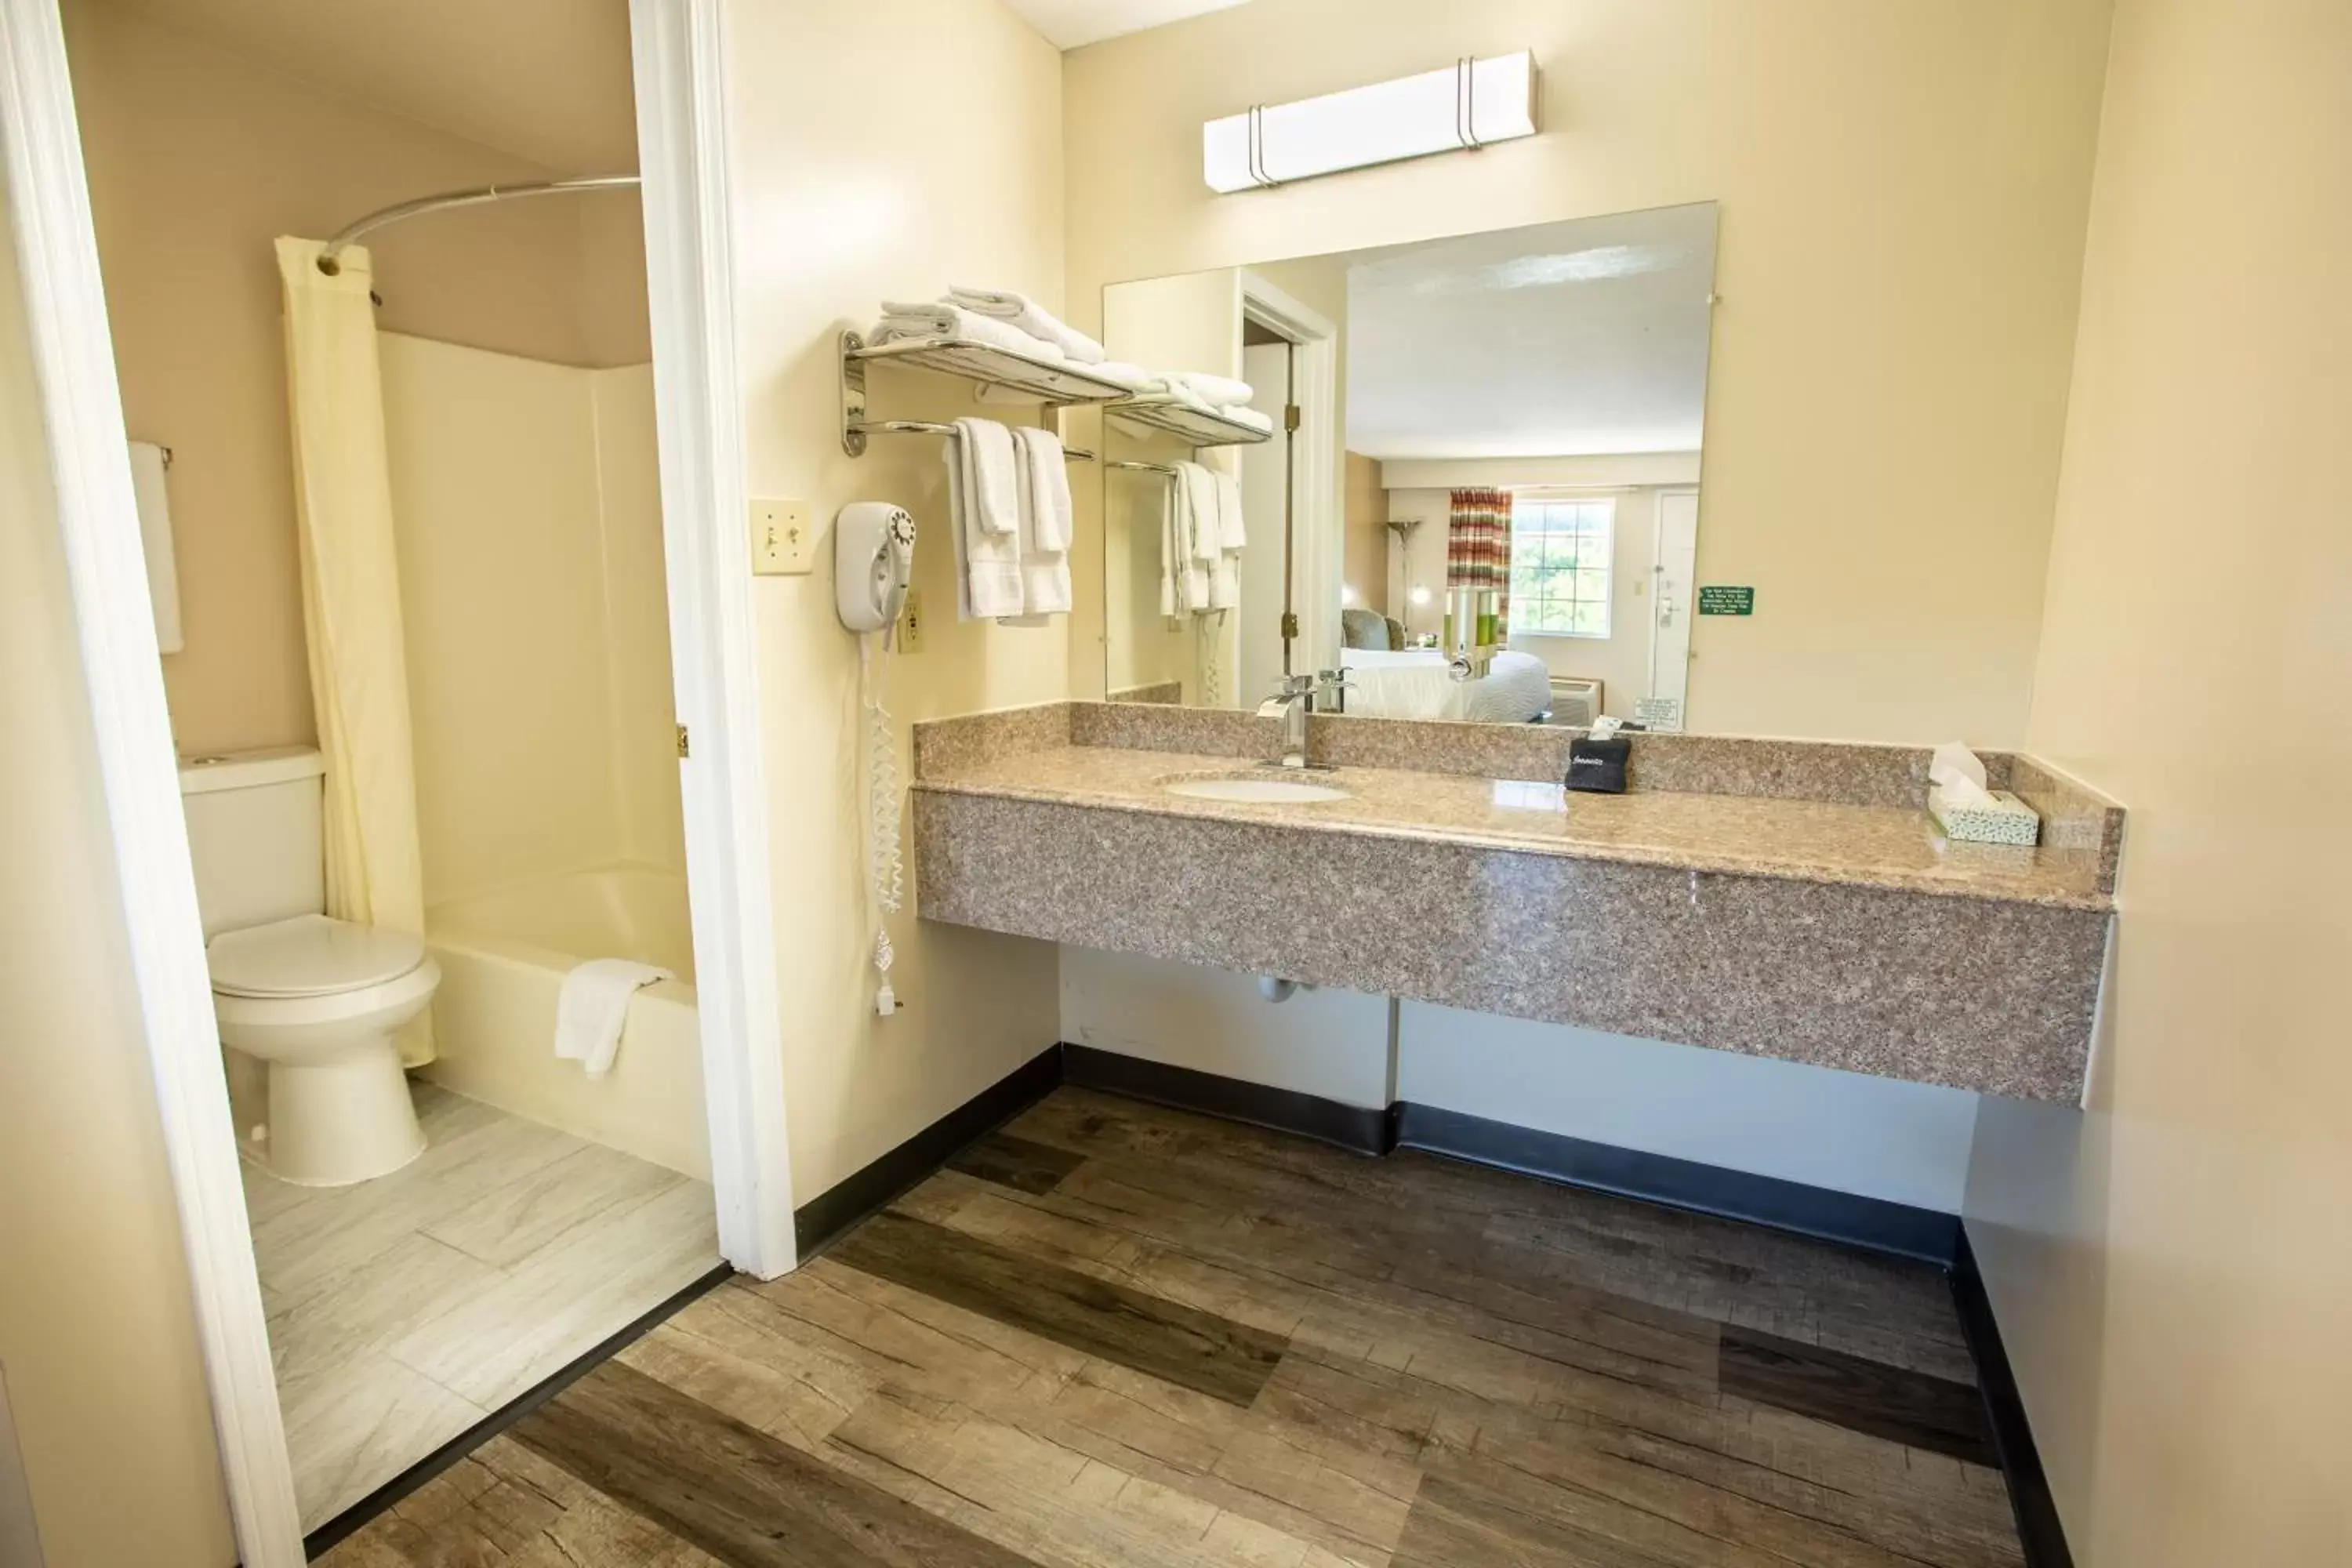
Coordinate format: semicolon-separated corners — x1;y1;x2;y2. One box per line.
1338;648;1554;724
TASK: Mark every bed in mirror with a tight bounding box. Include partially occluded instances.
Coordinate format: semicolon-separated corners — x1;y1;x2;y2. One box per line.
1096;201;1717;731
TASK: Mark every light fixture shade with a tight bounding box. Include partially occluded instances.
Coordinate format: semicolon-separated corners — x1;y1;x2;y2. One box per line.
1203;51;1537;194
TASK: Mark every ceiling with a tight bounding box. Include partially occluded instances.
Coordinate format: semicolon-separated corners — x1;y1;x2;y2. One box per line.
100;0;639;171
1345;204;1720;462
1000;0;1254;50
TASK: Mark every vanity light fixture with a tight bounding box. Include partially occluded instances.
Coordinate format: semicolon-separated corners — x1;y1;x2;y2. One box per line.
1203;51;1538;194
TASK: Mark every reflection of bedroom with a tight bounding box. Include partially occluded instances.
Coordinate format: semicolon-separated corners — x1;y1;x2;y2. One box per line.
1335;205;1715;728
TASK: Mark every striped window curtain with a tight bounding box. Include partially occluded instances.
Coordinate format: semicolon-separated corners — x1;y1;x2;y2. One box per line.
1446;487;1512;636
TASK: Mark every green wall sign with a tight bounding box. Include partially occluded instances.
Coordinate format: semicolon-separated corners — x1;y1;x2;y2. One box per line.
1697;585;1755;616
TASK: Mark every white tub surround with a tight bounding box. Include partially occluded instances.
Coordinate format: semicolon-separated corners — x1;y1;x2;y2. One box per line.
421;866;708;1181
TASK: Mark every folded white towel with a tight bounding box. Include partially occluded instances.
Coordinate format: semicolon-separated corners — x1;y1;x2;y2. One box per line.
1011;426;1072;615
1085;360;1155;391
950;419;1025;619
872;302;1065;362
948;285;1106;365
554;958;672;1078
1218;405;1276;435
1134;379;1217;413
1166;370;1255;408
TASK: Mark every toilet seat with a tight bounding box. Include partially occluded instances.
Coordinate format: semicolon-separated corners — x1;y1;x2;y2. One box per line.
208;913;426;999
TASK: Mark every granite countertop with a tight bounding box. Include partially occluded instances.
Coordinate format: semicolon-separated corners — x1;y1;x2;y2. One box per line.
913;742;2114;912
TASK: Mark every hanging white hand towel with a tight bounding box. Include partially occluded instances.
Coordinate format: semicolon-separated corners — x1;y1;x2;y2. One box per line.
1015;426;1073;551
1210;469;1248;551
947;285;1107;364
950;419;1025;619
554;958;673;1078
1175;463;1218;611
1011;426;1072;615
1207;466;1247;611
1158;479;1181;618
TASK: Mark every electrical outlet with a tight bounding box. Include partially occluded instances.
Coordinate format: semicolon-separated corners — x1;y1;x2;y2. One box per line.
897;587;924;652
749;498;815;575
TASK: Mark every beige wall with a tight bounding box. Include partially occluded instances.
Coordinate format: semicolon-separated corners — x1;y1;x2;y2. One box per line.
1341;451;1385;616
723;0;1065;1199
1065;0;2113;745
64;0;651;758
0;167;235;1568
1965;1;2352;1559
379;336;681;906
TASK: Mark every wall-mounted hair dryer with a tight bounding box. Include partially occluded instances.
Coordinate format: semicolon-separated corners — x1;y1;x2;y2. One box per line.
835;502;916;642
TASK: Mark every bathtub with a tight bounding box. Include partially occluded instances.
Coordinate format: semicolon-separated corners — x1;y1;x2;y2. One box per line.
421;864;710;1180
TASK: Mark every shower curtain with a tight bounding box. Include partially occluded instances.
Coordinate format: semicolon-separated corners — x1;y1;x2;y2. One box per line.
1447;486;1512;638
274;237;433;1065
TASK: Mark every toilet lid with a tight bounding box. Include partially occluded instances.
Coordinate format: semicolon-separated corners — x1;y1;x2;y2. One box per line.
208;914;426;999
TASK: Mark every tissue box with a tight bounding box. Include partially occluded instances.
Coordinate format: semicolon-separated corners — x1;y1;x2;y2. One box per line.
1931;787;2042;846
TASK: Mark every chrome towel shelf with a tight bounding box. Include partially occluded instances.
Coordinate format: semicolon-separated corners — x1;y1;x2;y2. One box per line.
841;329;1130;456
1107;397;1273;448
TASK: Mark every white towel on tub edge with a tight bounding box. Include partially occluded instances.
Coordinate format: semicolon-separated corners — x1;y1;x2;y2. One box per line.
554;957;673;1077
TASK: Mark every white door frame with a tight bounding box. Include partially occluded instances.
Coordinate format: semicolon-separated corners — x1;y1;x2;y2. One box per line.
0;0;792;1562
1236;272;1338;681
1648;485;1700;728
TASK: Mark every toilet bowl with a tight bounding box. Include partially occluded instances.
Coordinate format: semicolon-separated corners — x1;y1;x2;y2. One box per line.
209;913;441;1186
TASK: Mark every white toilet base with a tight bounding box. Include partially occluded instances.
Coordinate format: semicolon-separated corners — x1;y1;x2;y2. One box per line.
261;1045;426;1187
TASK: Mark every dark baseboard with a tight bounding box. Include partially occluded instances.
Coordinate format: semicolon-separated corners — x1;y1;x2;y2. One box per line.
1394;1102;1962;1265
1062;1042;1395;1156
1054;1046;1958;1265
1951;1227;2074;1567
300;1261;731;1559
793;1043;1065;1257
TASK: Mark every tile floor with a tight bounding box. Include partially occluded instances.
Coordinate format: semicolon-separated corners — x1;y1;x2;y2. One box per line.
242;1083;720;1530
319;1086;2024;1566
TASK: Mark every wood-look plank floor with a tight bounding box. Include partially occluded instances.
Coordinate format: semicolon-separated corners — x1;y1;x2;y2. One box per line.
318;1089;2022;1567
250;1084;721;1530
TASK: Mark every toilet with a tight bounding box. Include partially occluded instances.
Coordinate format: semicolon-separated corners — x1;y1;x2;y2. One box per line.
179;748;441;1186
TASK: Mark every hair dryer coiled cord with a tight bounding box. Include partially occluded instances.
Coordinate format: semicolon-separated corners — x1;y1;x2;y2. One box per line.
861;635;903;1014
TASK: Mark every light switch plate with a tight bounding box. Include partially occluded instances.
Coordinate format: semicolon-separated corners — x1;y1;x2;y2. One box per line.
750;498;815;575
898;587;925;652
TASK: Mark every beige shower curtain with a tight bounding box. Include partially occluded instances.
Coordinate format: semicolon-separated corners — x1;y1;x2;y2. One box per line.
274;236;433;1065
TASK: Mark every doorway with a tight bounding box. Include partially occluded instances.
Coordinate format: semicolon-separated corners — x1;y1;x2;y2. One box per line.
0;0;788;1561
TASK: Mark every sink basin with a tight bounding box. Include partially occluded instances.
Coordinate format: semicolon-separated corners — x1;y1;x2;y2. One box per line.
1163;775;1352;804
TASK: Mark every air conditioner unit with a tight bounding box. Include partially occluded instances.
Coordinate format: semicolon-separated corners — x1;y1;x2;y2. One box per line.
1546;677;1601;728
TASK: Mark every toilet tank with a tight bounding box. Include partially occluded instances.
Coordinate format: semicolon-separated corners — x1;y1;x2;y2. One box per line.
177;748;328;939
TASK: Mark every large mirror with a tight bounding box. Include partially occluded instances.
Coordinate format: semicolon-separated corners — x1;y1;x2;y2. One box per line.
1098;202;1716;730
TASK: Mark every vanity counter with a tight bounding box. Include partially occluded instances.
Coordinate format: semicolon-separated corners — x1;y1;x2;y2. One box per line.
909;703;2122;1103
914;742;2112;913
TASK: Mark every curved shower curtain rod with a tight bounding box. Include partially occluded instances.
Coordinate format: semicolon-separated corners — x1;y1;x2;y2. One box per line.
316;175;640;271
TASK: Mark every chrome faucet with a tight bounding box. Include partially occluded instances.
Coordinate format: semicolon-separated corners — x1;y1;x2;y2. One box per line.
1256;670;1352;768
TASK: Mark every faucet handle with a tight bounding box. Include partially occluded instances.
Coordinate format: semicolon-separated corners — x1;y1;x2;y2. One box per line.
1315;668;1356;691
